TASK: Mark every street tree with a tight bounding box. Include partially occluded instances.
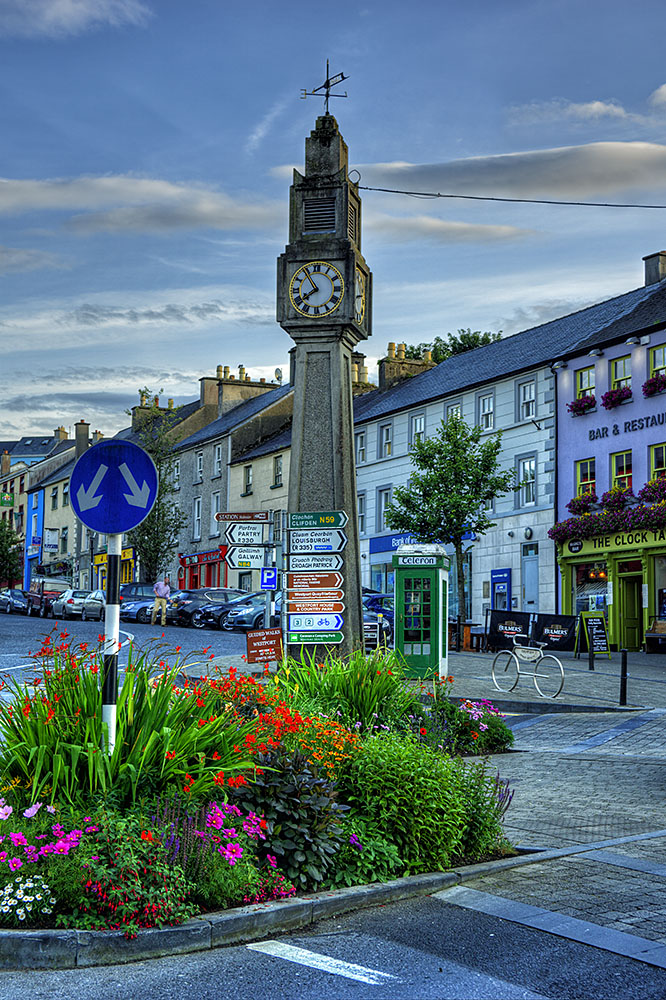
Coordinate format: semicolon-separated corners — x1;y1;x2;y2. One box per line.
0;519;22;587
384;412;516;619
405;328;502;364
127;390;187;584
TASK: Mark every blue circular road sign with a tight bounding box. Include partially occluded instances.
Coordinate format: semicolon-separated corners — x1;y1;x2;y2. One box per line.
70;440;158;535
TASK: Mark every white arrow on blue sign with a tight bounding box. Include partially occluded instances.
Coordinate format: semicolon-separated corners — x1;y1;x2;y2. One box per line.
70;440;158;535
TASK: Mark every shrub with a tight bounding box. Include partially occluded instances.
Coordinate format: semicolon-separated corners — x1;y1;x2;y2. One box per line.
453;764;514;861
324;815;402;889
425;691;514;755
566;492;597;515
228;747;345;892
286;717;362;780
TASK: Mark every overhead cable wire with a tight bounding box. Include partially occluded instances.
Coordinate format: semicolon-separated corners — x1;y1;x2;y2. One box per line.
357;185;666;210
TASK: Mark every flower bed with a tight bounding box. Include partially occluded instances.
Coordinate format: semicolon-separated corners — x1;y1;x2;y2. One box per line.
0;634;516;936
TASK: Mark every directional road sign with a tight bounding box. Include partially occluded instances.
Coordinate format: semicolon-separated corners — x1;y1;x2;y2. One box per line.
226;546;265;570
260;567;278;590
289;529;347;553
225;523;264;546
288;613;344;631
287;589;344;602
288;631;344;644
70;440;158;535
287;601;345;614
215;511;270;522
287;572;344;590
288;511;348;530
287;554;343;572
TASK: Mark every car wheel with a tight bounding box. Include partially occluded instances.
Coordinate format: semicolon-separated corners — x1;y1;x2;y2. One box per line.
191;610;206;629
81;608;87;622
26;603;32;617
251;614;263;629
3;603;10;614
99;608;105;622
40;603;48;618
137;608;150;625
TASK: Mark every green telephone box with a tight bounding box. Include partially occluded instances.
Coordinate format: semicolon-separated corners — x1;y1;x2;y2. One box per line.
393;544;450;678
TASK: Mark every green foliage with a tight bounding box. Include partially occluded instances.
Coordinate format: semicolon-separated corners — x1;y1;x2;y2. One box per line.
452;763;515;861
425;686;514;755
272;648;422;733
0;519;22;588
385;413;516;617
228;747;344;893
404;329;502;364
324;815;403;889
127;388;187;582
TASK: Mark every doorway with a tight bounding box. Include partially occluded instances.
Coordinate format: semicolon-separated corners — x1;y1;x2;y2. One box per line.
620;575;643;651
521;543;539;613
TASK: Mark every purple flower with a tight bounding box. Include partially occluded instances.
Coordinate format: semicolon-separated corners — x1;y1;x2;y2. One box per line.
0;806;13;821
22;802;42;819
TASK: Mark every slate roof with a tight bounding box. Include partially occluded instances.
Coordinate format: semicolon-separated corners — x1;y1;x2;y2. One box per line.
231;426;292;464
353;279;666;425
174;385;293;451
30;456;77;490
0;441;18;456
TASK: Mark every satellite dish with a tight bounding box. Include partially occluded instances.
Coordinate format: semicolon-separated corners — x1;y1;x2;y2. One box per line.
274;368;283;384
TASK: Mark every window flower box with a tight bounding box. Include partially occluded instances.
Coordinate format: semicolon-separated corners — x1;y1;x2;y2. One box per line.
600;386;632;410
600;485;634;510
642;373;666;398
567;395;596;416
566;492;597;515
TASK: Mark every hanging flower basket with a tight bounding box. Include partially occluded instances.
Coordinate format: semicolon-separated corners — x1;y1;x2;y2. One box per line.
567;395;596;416
637;478;666;504
600;386;632;410
599;485;635;510
566;492;597;515
642;373;666;398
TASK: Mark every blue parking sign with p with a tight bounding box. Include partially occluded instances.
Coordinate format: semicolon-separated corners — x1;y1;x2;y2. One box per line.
261;567;278;590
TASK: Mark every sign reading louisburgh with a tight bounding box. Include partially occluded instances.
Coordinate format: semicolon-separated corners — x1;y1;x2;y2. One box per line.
70;440;158;534
289;529;347;553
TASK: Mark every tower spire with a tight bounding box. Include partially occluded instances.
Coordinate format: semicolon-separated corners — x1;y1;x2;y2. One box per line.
301;59;348;114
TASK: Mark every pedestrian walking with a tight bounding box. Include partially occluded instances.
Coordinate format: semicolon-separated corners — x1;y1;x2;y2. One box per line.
151;575;171;626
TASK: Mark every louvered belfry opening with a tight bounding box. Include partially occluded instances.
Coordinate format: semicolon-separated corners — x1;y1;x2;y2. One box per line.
303;197;336;233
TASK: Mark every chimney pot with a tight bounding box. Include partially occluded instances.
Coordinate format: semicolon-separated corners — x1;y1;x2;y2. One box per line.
139;392;146;406
168;398;174;408
223;366;230;379
259;377;265;383
154;395;159;407
216;365;223;379
423;350;432;363
397;343;406;360
387;342;396;359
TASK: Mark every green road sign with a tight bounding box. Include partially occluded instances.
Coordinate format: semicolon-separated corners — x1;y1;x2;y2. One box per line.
287;631;344;644
288;510;348;530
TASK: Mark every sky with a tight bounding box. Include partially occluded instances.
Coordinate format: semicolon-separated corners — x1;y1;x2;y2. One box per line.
3;0;666;438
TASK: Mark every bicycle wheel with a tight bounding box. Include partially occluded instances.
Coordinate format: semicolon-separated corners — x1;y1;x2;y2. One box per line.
533;654;564;699
492;650;520;692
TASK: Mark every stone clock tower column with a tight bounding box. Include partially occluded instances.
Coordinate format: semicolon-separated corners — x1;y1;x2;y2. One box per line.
277;113;372;657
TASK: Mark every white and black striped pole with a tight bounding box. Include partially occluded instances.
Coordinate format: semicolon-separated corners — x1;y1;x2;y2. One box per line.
102;532;122;754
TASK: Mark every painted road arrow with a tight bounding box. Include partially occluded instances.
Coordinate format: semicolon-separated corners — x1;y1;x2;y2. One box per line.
288;510;348;530
288;631;344;644
287;601;345;614
286;572;344;590
225;523;264;546
287;554;343;572
288;613;344;631
288;529;347;553
225;546;265;570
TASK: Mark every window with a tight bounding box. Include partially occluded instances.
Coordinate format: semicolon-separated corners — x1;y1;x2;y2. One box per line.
651;346;666;378
478;393;494;431
19;476;24;493
62;482;69;507
378;423;392;458
518;456;536;506
273;455;283;487
612;451;632;490
243;465;253;495
214;444;222;477
173;460;180;489
193;497;202;540
195;452;204;481
32;494;38;509
210;491;221;535
60;527;68;554
355;431;366;464
518;380;536;421
410;413;425;445
50;486;58;510
446;401;462;421
272;510;282;542
576;458;596;495
576;366;595;398
611;356;631;390
357;493;366;535
376;487;392;532
651;443;666;479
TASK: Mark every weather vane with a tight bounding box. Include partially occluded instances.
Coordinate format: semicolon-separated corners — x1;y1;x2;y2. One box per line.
301;59;348;114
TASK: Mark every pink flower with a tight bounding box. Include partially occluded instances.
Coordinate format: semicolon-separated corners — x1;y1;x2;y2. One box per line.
9;833;27;847
8;858;22;871
46;805;56;814
0;806;13;821
23;802;42;819
219;842;244;865
266;854;277;868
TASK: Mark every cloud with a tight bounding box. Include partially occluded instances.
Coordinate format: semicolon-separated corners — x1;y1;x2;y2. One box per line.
649;84;666;108
0;0;151;38
365;212;534;244
245;99;289;156
0;175;281;234
358;142;666;200
508;98;632;126
56;298;274;329
0;245;63;274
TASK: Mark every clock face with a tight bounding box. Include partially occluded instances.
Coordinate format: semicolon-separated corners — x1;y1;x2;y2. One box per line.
354;267;366;325
289;261;345;318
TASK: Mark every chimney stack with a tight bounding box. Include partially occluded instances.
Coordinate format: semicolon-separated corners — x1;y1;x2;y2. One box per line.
75;420;90;458
644;251;666;286
92;429;104;444
1;451;10;477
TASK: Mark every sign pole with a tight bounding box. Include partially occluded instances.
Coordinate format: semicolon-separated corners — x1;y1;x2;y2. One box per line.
102;532;121;754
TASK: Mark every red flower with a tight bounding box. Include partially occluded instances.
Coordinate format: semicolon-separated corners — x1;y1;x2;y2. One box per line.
419;727;427;735
141;830;154;842
471;731;479;740
165;750;175;760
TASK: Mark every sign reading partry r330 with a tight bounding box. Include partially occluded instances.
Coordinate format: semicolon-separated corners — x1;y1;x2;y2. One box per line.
70;440;158;535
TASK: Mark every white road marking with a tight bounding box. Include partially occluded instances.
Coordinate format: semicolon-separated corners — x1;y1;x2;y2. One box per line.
246;941;400;984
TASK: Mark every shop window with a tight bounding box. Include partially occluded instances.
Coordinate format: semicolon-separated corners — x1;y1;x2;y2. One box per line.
655;557;666;617
573;562;608;617
618;560;642;574
355;430;366;464
611;451;632;490
238;572;253;592
651;443;666;480
611;356;631;390
651;346;666;378
576;366;595;398
576;458;596;495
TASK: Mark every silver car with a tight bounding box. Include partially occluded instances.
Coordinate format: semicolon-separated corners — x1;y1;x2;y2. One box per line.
51;589;91;619
81;589;106;621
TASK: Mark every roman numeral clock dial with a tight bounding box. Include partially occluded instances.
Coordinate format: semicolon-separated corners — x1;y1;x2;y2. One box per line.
289;261;344;317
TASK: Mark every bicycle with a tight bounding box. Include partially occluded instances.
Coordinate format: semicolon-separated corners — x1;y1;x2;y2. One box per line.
492;633;564;699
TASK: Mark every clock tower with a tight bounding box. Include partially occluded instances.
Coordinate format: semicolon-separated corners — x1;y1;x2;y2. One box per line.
277;112;372;655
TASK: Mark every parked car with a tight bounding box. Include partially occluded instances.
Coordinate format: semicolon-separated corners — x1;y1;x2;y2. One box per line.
363;608;393;649
170;588;245;627
192;590;251;629
222;593;276;631
119;582;156;603
363;593;394;641
119;597;159;625
81;589;106;621
51;589;92;619
0;589;29;615
25;577;70;618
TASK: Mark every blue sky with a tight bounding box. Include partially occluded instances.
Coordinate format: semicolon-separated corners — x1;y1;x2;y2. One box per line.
3;0;666;437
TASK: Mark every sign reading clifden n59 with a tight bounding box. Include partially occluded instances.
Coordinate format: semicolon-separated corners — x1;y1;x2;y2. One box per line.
288;511;348;529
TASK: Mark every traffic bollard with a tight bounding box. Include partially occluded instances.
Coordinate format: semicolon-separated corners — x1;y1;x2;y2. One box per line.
620;648;628;706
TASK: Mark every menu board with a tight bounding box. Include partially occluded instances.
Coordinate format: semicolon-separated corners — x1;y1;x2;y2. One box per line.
579;612;611;657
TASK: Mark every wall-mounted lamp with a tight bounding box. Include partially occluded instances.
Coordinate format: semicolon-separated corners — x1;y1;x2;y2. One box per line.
551;360;568;370
587;348;604;357
507;530;514;537
524;528;533;540
625;336;640;345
